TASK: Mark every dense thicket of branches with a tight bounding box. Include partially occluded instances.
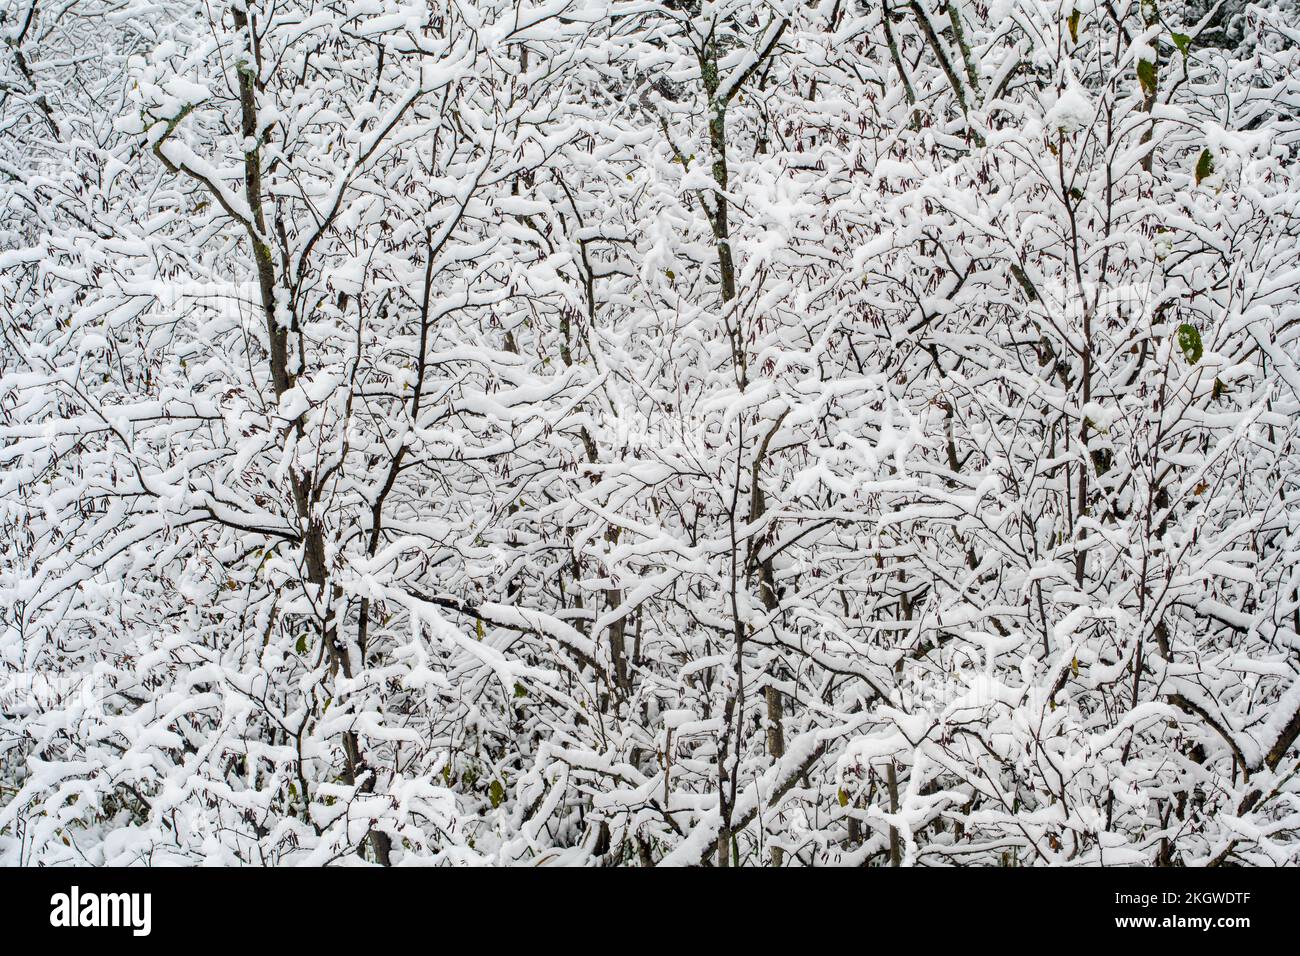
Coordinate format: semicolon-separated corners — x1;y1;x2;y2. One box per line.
2;0;1299;866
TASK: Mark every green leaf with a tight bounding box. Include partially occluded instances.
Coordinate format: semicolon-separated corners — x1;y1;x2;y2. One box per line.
1171;32;1191;56
837;787;850;808
295;634;309;655
513;682;527;699
489;779;505;809
1068;9;1081;43
1195;148;1214;185
1137;59;1158;97
1175;323;1203;364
